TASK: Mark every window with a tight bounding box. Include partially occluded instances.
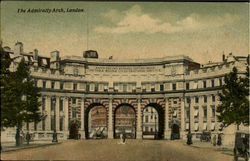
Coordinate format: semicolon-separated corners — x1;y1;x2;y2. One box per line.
72;98;76;104
186;109;190;118
195;96;199;103
73;83;77;91
86;84;90;92
59;98;63;111
203;107;207;118
186;97;191;104
145;116;148;123
42;97;46;111
60;82;64;90
95;84;98;92
172;83;176;90
212;95;216;102
51;98;55;111
145;127;148;132
186;83;189;90
203;80;207;88
219;78;222;86
26;122;29;130
160;84;164;91
72;110;76;118
43;81;46;88
123;84;127;92
34;80;37;87
51;118;55;131
51;81;55;89
59;117;63;131
204;95;207;103
151;115;153;119
212;107;215;117
42;118;45;131
211;80;214;87
34;122;37;131
151;128;153;132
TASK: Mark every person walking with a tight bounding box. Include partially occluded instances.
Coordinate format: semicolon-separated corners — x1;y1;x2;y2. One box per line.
122;132;126;144
217;134;222;146
213;134;217;146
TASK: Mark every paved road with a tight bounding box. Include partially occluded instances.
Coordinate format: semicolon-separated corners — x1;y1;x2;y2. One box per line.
1;139;236;161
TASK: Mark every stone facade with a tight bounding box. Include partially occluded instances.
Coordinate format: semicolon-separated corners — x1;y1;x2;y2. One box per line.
1;42;248;146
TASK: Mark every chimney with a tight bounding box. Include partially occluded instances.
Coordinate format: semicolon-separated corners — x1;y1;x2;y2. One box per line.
222;54;225;61
14;41;23;55
33;49;38;60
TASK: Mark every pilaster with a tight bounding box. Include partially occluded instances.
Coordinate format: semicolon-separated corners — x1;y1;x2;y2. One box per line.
136;98;142;139
80;97;85;139
108;96;113;139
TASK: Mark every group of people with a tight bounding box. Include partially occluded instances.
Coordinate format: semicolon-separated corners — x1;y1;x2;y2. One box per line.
212;133;222;146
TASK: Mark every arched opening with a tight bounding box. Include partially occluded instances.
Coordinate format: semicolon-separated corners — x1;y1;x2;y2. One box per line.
114;104;136;139
171;124;180;140
142;104;164;140
85;104;108;139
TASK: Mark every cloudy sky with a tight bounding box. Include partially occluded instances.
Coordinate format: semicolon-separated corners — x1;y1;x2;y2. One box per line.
1;2;249;64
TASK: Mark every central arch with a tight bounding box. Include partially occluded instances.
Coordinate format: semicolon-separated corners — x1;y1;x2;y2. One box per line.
142;103;165;140
114;104;136;139
85;103;108;139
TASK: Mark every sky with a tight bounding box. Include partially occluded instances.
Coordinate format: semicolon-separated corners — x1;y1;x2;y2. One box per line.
1;1;249;64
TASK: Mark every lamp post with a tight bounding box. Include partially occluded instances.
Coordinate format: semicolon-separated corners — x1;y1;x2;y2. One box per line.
52;97;58;143
187;102;192;145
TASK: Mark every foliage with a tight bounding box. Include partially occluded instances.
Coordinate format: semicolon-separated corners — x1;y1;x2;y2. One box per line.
216;64;249;128
1;44;41;129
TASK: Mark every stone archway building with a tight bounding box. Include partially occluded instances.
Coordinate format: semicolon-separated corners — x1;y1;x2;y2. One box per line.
2;42;248;145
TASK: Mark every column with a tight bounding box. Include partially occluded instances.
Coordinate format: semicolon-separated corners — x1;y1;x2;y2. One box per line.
56;96;60;131
80;97;85;139
64;97;69;138
136;98;142;139
198;96;203;132
108;97;113;139
164;97;170;139
46;95;51;131
180;97;185;139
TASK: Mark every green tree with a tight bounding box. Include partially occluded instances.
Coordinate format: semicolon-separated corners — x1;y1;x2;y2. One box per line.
216;64;249;130
1;45;41;146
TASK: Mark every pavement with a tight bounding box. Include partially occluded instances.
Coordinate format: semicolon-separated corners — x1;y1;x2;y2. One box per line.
181;140;234;156
1;140;61;152
1;139;236;161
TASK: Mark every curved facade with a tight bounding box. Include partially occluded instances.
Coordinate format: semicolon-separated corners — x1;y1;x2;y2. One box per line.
2;42;248;145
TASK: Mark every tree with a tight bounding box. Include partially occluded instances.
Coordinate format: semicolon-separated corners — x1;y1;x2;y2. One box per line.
216;64;249;130
1;45;41;146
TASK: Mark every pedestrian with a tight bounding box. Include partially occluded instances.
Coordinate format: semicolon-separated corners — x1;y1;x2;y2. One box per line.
217;134;222;146
26;132;31;145
118;133;123;144
213;134;216;146
122;132;126;144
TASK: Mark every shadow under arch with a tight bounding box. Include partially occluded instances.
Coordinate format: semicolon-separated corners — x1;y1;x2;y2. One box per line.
143;103;165;140
113;103;137;139
84;103;108;139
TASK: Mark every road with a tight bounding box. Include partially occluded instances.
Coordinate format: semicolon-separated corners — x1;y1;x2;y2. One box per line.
1;139;236;161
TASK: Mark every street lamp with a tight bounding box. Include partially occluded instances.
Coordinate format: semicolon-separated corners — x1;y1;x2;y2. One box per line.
186;102;192;145
52;97;58;143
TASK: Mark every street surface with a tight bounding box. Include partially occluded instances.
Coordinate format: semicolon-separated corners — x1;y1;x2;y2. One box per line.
1;139;237;161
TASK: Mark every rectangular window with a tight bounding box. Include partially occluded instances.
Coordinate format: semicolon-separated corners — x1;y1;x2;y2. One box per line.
145;116;148;123
59;117;63;131
123;84;127;92
204;95;207;103
212;95;216;102
195;96;199;103
34;80;37;87
186;97;191;104
43;81;46;88
72;98;76;104
219;78;222;86
42;97;46;111
186;83;189;90
42;118;45;131
51;118;55;131
172;83;176;91
203;107;207;118
60;82;64;90
59;98;63;111
186;109;190;119
26;122;29;130
95;84;98;92
73;83;77;91
86;84;90;92
160;84;164;91
211;80;214;87
211;106;215;117
34;122;37;131
51;98;55;111
145;127;148;132
203;81;206;88
72;110;76;118
51;81;55;89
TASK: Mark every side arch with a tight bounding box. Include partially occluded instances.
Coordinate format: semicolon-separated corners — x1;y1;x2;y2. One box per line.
84;103;108;139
